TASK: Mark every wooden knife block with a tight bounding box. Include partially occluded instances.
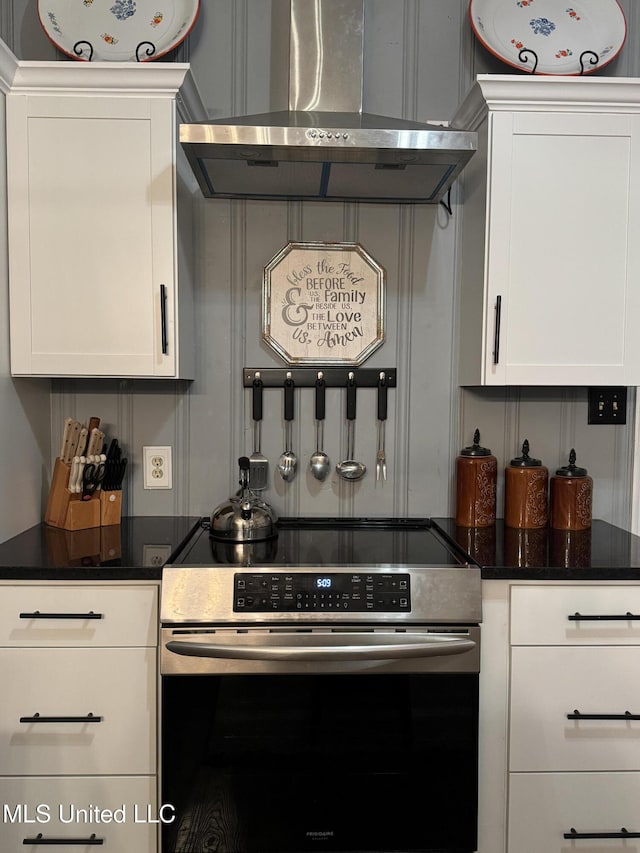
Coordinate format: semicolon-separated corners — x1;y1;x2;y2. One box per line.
45;458;121;531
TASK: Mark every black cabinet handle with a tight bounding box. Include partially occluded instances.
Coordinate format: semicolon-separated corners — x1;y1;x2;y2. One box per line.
19;611;103;620
567;709;640;721
492;295;502;364
23;832;104;845
568;611;640;621
564;827;640;840
20;713;102;724
160;283;168;355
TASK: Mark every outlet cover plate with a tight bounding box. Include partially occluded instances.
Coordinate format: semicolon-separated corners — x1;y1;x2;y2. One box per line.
143;445;173;489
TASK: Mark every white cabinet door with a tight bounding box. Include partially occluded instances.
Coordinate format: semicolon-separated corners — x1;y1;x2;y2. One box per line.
509;772;640;853
455;77;640;386
0;776;157;853
485;110;640;385
510;646;640;771
7;93;189;378
0;647;156;775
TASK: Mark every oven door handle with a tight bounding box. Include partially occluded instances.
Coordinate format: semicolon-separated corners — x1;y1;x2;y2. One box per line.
165;633;476;662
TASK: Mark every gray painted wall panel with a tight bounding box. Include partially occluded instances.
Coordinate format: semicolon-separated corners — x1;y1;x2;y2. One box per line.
5;0;639;529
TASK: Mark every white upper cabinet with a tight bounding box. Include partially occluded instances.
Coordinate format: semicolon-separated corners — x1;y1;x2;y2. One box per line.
6;62;204;378
453;76;640;386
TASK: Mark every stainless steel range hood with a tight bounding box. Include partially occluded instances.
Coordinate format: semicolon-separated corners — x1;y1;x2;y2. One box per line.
180;0;476;203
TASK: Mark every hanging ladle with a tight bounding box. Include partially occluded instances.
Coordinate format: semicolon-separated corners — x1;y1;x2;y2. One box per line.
310;373;330;481
336;373;366;481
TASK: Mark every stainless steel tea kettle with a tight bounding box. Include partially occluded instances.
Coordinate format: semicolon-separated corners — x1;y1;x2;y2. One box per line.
210;457;278;542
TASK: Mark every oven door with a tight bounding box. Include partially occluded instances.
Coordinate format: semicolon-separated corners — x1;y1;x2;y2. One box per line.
161;626;479;853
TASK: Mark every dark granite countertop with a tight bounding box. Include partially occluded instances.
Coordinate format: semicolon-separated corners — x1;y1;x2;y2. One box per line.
0;517;201;580
2;515;639;582
433;518;640;580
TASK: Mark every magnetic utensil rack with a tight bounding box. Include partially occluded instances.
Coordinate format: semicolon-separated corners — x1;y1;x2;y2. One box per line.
517;48;599;75
243;368;397;389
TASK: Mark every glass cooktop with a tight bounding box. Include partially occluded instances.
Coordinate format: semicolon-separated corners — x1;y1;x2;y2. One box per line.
170;518;473;568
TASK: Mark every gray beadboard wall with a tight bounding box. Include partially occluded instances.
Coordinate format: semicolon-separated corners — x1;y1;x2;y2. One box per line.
6;0;640;525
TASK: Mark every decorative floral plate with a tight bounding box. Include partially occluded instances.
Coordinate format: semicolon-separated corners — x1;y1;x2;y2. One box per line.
469;0;626;75
38;0;200;62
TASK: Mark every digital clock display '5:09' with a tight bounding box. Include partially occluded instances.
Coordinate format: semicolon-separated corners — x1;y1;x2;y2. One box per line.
315;577;332;589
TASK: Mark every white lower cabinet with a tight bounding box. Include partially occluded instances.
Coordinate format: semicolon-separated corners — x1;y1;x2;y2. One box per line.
506;584;640;852
0;583;159;853
0;776;157;852
509;773;640;852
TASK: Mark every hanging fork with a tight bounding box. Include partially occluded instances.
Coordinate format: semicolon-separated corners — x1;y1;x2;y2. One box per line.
376;372;388;483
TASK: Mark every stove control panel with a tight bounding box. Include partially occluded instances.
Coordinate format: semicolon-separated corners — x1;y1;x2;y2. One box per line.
233;572;410;612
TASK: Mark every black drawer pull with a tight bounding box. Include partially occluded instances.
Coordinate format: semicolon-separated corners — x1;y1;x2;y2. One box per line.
19;611;103;620
20;713;102;724
564;827;640;840
567;709;640;721
568;611;640;621
23;832;103;845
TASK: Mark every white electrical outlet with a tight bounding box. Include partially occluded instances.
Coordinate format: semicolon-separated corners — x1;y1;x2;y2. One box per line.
143;446;173;490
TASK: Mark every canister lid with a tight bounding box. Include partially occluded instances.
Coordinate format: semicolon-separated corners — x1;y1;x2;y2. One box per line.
509;439;542;467
460;428;492;457
555;448;588;477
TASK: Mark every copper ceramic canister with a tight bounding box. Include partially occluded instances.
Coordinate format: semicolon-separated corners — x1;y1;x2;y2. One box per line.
550;449;593;531
504;439;549;529
455;429;497;528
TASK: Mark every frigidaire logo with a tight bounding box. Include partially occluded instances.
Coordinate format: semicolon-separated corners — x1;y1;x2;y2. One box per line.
306;830;334;839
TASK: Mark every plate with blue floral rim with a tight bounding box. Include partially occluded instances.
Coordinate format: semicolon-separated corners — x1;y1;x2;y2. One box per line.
469;0;626;75
38;0;200;62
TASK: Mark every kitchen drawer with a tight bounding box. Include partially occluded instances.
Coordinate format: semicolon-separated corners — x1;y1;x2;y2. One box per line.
0;775;157;853
0;647;156;775
0;584;158;647
510;646;640;771
510;584;640;645
509;772;640;852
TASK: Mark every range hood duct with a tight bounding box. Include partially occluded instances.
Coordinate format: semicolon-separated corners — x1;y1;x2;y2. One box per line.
180;0;476;203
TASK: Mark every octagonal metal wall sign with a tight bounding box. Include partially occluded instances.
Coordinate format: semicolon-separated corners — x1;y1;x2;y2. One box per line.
262;241;386;366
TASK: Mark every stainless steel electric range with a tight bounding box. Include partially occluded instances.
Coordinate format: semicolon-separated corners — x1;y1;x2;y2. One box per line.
160;518;481;853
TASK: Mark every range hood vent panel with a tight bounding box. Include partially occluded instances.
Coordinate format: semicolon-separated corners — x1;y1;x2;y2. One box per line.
181;1;476;203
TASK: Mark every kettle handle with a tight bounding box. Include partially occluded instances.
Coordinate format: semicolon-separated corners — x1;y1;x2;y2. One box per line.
238;456;251;490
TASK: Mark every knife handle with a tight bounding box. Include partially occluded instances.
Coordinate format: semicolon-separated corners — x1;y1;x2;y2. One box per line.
59;417;73;459
252;379;263;422
315;379;326;421
284;379;295;422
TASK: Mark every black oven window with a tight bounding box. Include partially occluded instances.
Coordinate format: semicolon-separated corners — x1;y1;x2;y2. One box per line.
162;674;478;853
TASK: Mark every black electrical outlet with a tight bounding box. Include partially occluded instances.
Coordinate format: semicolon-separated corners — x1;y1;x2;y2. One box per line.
588;387;627;425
